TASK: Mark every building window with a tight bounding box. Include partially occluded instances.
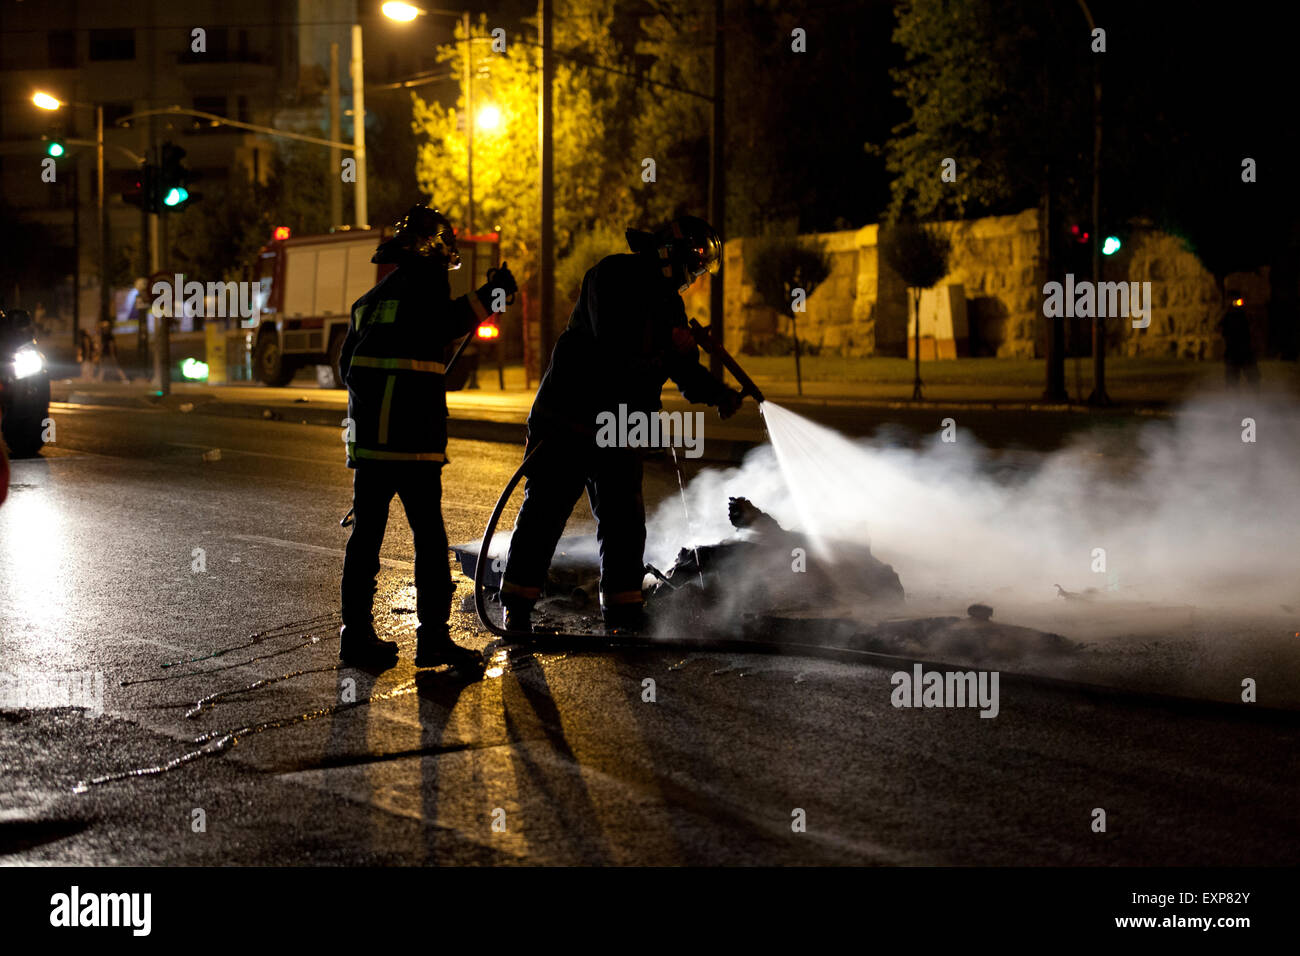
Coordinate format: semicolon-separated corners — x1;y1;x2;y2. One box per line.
89;28;135;61
48;30;76;69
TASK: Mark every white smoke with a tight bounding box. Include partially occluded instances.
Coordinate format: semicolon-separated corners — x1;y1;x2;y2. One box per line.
647;392;1300;613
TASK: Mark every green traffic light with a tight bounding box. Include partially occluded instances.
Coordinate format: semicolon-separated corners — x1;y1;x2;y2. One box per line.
47;142;65;157
1102;235;1121;256
163;186;188;207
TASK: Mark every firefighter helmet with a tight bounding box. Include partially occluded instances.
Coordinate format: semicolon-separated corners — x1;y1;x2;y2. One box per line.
373;203;462;269
659;215;722;283
628;216;722;291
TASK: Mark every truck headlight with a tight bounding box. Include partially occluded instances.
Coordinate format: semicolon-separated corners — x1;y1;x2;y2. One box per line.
13;346;43;379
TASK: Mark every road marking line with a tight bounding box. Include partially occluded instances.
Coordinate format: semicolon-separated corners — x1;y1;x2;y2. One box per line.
167;441;337;466
231;534;414;570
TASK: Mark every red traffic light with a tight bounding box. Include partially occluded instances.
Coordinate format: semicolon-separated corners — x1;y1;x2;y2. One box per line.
273;226;291;240
476;321;500;340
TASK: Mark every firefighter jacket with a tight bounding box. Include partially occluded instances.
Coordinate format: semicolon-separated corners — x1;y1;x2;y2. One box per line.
529;252;732;441
340;258;490;467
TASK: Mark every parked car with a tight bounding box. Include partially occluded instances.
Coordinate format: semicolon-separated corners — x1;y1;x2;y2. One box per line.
0;309;51;457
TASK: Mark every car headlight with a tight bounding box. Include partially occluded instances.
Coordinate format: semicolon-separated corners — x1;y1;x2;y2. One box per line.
13;346;43;379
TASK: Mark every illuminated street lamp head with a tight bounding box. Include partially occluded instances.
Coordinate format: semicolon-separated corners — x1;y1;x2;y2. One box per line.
382;1;423;21
476;104;502;132
33;92;62;111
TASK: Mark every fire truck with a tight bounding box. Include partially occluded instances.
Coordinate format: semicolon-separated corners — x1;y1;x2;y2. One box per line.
248;225;502;388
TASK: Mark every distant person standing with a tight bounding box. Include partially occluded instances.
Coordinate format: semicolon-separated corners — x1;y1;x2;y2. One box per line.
1218;294;1259;389
78;327;97;381
97;319;129;383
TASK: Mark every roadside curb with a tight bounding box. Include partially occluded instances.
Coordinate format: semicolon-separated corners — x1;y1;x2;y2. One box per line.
49;385;1171;466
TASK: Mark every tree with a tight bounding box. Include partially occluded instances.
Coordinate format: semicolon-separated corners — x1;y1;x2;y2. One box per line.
411;12;628;334
881;221;951;400
744;235;832;393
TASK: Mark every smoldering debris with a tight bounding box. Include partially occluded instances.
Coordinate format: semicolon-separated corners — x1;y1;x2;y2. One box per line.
452;391;1300;701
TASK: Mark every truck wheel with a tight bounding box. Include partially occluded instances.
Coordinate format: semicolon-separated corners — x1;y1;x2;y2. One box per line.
325;328;347;389
253;334;295;386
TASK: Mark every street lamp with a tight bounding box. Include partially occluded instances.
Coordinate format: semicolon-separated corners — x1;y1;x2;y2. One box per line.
33;90;107;356
475;103;502;133
383;4;479;233
381;1;423;20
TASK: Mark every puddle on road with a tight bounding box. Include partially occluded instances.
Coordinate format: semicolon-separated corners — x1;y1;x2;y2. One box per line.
74;677;424;792
122;636;324;687
157;612;341;669
185;663;341;719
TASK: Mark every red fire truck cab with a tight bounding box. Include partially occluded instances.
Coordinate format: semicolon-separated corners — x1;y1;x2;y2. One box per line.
249;226;501;388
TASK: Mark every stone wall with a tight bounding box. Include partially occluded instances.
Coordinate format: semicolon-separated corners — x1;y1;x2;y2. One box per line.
1113;229;1268;360
712;209;1265;360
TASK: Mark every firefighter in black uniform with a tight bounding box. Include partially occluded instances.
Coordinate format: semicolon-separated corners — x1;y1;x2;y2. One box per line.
500;215;745;633
339;204;516;667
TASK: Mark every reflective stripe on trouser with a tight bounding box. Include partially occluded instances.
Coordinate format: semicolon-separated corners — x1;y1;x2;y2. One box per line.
502;444;646;601
600;590;643;608
496;580;538;600
341;462;452;627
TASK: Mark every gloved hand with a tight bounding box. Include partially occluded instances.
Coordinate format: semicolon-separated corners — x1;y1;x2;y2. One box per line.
716;387;744;420
479;262;518;308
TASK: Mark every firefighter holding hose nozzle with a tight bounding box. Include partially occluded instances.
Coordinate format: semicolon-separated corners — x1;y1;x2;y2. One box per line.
339;203;516;668
500;215;746;634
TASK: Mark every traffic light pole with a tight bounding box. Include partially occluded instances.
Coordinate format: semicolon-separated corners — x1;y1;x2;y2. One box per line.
149;144;169;396
96;104;110;365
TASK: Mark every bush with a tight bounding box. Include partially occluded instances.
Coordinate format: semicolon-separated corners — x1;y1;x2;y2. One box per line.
743;235;833;315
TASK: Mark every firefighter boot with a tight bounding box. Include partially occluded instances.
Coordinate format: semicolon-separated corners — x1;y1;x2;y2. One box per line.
414;623;483;672
501;597;534;634
602;602;648;635
339;623;398;666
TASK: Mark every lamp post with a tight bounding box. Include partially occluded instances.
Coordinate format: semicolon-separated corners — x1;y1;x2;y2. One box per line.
1076;0;1108;406
382;3;481;233
33;92;106;358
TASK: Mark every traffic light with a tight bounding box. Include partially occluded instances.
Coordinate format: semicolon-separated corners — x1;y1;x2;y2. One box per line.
122;163;161;213
157;141;202;212
42;121;67;158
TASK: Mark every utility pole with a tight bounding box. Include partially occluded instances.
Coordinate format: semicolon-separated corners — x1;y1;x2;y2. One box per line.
329;42;342;229
537;0;554;375
1078;0;1108;405
150;144;169;396
71;156;80;362
96;103;109;351
464;9;474;236
351;24;368;227
1041;175;1067;401
708;0;725;378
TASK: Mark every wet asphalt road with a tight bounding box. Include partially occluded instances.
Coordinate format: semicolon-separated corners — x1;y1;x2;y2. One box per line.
1;403;1298;865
